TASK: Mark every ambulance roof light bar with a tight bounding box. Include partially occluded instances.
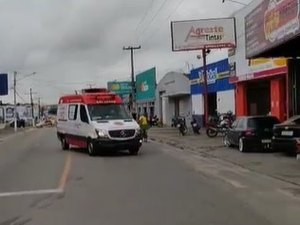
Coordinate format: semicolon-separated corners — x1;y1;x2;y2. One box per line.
81;88;109;94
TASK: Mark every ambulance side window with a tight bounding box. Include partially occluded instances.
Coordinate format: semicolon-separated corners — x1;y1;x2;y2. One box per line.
80;105;89;123
68;105;78;120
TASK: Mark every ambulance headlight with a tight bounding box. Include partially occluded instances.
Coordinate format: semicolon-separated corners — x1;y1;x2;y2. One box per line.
135;128;141;135
96;129;107;138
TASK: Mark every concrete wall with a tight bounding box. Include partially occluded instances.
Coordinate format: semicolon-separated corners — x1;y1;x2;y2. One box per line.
217;90;235;114
179;96;192;124
192;94;204;115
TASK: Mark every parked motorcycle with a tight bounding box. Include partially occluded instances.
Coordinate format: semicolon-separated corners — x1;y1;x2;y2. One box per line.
191;118;201;135
206;111;234;138
177;117;188;136
151;115;159;126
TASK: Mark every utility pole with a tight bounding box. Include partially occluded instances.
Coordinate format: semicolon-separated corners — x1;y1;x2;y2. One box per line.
123;45;141;118
197;49;211;126
202;49;209;126
29;88;37;127
13;71;17;132
38;97;41;120
12;71;36;131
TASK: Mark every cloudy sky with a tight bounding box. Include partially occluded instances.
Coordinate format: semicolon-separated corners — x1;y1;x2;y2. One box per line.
0;0;248;104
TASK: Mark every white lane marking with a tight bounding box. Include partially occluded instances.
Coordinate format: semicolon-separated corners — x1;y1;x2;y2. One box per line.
0;189;63;198
224;179;247;189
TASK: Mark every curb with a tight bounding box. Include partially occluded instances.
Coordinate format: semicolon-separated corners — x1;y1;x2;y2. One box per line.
150;135;300;187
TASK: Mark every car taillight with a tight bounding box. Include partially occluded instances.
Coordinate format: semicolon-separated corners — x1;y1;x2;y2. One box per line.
243;129;255;137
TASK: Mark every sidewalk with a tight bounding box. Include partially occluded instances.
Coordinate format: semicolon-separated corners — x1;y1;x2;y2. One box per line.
149;127;300;186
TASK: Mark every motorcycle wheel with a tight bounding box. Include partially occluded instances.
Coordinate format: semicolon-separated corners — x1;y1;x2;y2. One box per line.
180;127;188;136
206;128;218;138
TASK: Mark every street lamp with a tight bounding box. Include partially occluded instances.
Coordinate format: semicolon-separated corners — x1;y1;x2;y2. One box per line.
13;71;36;132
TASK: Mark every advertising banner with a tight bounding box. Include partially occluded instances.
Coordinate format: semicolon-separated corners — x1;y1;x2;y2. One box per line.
245;0;300;58
136;67;156;102
0;73;8;96
171;18;236;51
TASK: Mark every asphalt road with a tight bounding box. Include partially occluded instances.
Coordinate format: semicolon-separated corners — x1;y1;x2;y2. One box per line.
0;128;300;225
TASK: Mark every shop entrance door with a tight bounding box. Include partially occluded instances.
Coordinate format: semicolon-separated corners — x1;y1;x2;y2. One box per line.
247;80;271;116
207;93;217;116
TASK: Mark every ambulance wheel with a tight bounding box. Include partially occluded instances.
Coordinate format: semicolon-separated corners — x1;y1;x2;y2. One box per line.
87;140;97;156
61;137;69;150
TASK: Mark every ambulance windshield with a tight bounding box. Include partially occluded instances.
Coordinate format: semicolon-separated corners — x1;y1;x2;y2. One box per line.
88;104;131;121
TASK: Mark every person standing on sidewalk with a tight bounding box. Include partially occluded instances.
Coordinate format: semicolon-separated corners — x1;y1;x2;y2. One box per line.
139;113;149;142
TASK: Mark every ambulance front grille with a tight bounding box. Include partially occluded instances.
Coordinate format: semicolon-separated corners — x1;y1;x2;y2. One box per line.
109;129;136;138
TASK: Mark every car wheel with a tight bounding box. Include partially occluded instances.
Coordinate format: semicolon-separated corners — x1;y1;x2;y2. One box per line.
223;134;232;148
239;137;246;152
61;137;69;151
87;141;97;156
129;147;139;155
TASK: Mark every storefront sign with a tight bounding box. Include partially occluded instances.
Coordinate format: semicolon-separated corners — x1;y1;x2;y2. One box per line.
136;67;156;102
190;59;234;95
249;57;287;72
245;0;300;58
197;68;230;84
0;74;8;96
229;64;288;83
171;18;236;51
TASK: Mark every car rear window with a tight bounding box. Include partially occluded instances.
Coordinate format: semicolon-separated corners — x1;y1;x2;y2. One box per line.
281;116;300;125
248;117;280;129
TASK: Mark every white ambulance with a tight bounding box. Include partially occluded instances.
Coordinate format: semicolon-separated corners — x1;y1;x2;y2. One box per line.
56;88;142;156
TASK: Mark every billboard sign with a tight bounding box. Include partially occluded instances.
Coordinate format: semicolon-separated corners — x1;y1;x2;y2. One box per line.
171;18;236;51
107;81;132;95
245;0;300;58
0;73;8;96
136;67;156;102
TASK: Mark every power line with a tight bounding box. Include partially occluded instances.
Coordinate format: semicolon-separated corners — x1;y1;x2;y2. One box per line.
30;77;96;85
222;0;248;6
142;0;186;45
137;0;170;42
135;0;155;34
16;90;27;103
